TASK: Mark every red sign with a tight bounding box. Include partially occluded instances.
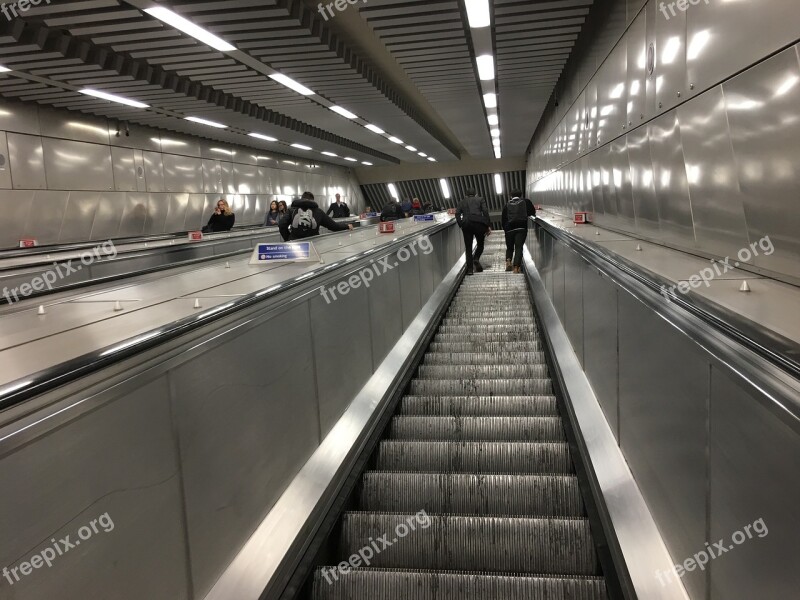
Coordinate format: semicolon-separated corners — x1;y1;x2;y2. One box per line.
188;231;204;241
574;212;591;224
379;222;395;233
19;239;38;248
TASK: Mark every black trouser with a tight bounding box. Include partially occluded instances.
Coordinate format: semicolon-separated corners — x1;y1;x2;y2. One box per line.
505;228;528;267
462;223;488;271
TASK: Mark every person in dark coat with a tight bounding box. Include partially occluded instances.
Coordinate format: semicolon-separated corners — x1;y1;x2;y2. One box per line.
279;192;353;241
264;201;280;226
326;193;351;218
204;199;235;232
455;189;491;275
501;190;536;273
380;199;405;222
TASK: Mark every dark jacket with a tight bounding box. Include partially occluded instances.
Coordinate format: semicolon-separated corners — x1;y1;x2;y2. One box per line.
279;199;349;241
326;202;350;218
455;195;490;228
264;210;280;226
501;197;535;232
205;212;235;232
380;201;405;222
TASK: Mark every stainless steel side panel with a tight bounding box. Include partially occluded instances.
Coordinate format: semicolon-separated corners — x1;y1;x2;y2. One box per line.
171;303;321;598
8;133;46;190
165;193;190;233
117;192;149;238
144;193;169;235
111;146;137;193
202;159;222;194
398;252;422;330
0;131;13;189
563;248;585;364
617;290;709;599
677;86;750;258
581;266;619;439
89;191;125;241
42;138;114;192
626;10;647;129
0;190;33;247
723;46;800;280
61;191;100;243
648;111;694;247
709;367;800;599
143;150;166;193
163;153;203;194
27;191;69;245
654;0;687;114
0;376;190;599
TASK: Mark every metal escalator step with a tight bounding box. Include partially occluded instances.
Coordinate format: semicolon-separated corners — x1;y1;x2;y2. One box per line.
312;568;608;599
409;379;552;396
375;441;573;474
416;364;549;379
399;395;558;416
437;324;538;334
423;352;546;365
429;341;542;353
441;318;535;327
433;332;540;343
359;473;584;517
337;513;599;575
388;416;565;442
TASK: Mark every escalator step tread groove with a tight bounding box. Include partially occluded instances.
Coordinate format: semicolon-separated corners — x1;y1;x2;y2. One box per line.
399;395;558;416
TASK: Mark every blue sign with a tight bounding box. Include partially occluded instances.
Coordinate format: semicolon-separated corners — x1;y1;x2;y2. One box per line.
364;212;378;217
257;242;311;261
413;214;435;222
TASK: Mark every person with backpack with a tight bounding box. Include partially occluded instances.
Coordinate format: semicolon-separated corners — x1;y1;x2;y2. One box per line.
501;190;535;273
380;199;405;222
279;192;353;241
455;189;491;275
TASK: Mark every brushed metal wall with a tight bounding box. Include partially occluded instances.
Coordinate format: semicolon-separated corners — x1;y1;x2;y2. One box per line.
527;0;800;283
531;226;800;599
0;100;365;248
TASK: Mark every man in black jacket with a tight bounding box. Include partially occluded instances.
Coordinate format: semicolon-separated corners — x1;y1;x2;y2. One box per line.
326;193;350;218
501;190;535;273
280;192;353;241
455;189;492;275
380;199;405;222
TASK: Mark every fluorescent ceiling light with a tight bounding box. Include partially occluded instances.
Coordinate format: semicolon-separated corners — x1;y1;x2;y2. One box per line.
494;147;502;159
344;157;358;162
362;161;373;166
483;93;497;108
490;128;500;138
487;114;499;126
79;89;149;108
388;183;399;199
389;136;403;144
476;54;495;81
465;0;490;28
321;151;338;157
144;6;235;51
427;157;436;162
365;124;385;134
0;65;10;73
291;143;312;150
418;152;428;157
494;173;503;194
269;73;314;96
439;178;451;199
329;105;358;119
248;132;277;142
405;145;417;152
185;116;227;128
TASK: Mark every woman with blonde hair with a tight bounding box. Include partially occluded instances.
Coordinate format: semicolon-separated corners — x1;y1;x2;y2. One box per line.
204;198;235;232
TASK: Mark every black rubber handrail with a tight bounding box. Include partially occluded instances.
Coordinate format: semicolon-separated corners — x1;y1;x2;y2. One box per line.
535;217;800;382
0;220;455;412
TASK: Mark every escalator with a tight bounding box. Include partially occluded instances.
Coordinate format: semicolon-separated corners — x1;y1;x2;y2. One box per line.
306;237;609;599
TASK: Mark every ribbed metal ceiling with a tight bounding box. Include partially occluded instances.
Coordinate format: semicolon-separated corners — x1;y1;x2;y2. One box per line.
0;0;593;166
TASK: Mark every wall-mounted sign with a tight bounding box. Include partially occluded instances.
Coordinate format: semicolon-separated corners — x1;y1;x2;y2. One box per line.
18;239;38;248
379;222;395;233
413;214;435;222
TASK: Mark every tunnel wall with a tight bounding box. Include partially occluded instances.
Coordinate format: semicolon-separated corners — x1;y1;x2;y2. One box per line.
0;98;364;248
526;0;800;284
